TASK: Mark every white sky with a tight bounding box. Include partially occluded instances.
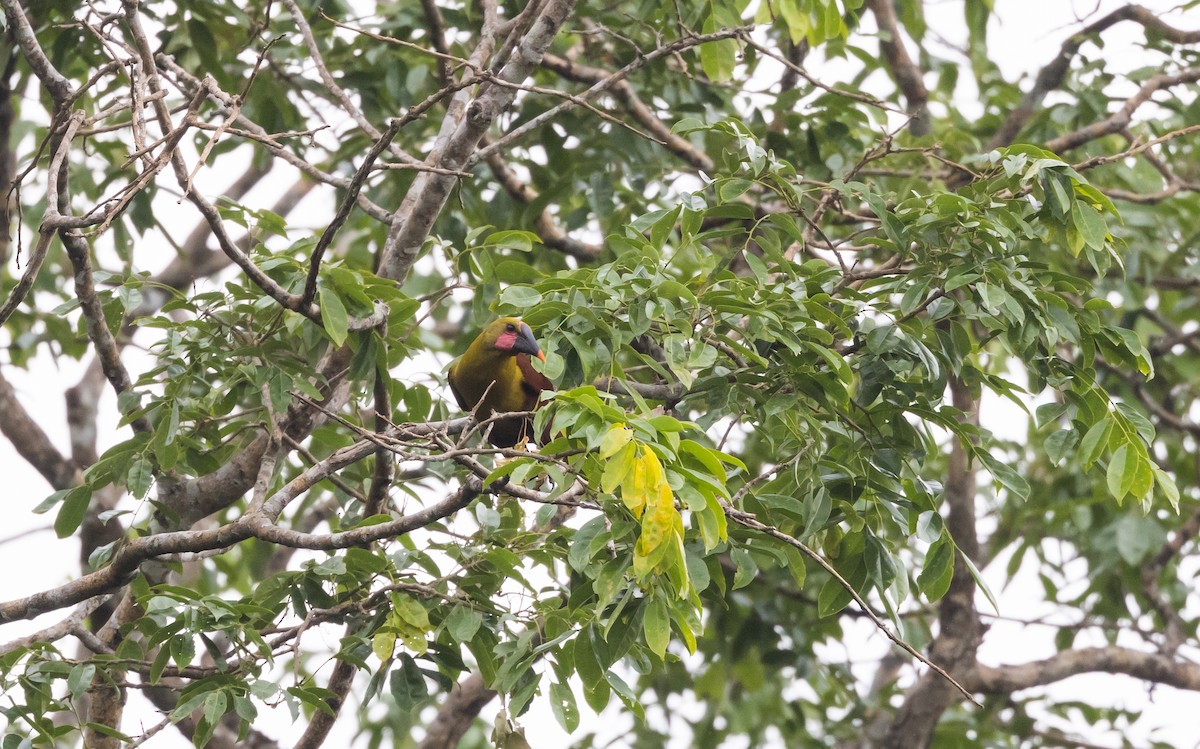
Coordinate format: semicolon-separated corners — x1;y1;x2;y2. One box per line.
1;1;1198;747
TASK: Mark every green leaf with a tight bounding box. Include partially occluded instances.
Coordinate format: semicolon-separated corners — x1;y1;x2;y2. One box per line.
33;488;70;514
915;511;943;543
643;597;670;659
1153;465;1180;512
1071;201;1107;251
484;229;538;252
606;671;645;720
776;0;811;43
67;663;96;699
917;536;954;602
126;457;153;499
1078;418;1113;468
574;631;610;712
318;285;349;347
699;14;738;82
1106;442;1137;501
1044;429;1075;466
54;486;93;538
959;550;998;614
445;605;483;642
390;654;429;710
978;452;1030;501
730;547;757;590
816;575;853;617
499;285;542;308
549;681;580;733
394;595;430;629
203;691;228;727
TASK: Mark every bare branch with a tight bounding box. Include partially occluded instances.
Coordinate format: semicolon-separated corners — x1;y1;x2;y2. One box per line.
721;500;979;706
470;26;749;168
0;597;108;655
0;372;74;489
867;0;929;136
1045;68;1200;154
989;5;1200;149
1;0;74;102
972;646;1200;692
541;52;715;172
301;119;401;307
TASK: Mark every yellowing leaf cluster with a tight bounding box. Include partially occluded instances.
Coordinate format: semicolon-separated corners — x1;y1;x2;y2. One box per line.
372;593;431;660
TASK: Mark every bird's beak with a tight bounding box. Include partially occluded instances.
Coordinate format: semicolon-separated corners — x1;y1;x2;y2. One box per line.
513;324;545;359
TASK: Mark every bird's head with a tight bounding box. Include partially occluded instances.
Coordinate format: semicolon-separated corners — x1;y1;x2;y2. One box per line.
486;317;546;361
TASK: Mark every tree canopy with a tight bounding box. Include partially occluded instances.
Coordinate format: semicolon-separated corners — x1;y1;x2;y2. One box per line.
1;1;1199;748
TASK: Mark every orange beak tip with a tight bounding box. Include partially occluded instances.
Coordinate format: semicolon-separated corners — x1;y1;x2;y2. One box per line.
537;350;547;362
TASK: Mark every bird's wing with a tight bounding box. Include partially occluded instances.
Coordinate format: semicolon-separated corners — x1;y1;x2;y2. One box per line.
447;362;471;411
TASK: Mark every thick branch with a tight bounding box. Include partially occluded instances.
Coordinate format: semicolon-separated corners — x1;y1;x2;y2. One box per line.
291;659;358;749
867;0;929;136
0;369;76;488
418;673;497;749
0;425;477;623
971;646;1200;693
1044;68;1200;154
988;5;1200;149
378;0;579;282
883;376;982;748
1;0;74;101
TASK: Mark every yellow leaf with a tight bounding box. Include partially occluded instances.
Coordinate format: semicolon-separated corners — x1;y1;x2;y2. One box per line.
401;632;428;655
372;631;396;661
636;482;677;559
394;595;430;630
599;424;633;458
621;446;652;518
602;441;636;494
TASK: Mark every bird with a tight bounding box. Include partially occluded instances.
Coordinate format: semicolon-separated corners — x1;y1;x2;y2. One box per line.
447;317;555;448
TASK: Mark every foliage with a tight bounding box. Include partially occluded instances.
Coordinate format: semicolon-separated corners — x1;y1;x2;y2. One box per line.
0;1;1198;748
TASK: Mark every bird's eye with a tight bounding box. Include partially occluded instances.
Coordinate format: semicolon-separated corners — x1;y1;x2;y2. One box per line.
505;323;516;332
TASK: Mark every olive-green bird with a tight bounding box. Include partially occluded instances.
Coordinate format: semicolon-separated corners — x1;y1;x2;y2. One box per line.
447;317;554;447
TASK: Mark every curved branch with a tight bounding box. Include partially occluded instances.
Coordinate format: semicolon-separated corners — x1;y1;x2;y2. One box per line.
0;369;76;489
989;5;1200;150
1045;67;1200;154
540;52;715;172
481;144;603;261
972;646;1200;693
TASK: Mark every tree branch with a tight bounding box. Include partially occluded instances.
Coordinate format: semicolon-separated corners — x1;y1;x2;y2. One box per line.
988;5;1200;150
1044;68;1200;154
379;0;579;282
867;0;929;136
417;672;497;749
972;646;1200;693
883;375;983;748
0;369;76;489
